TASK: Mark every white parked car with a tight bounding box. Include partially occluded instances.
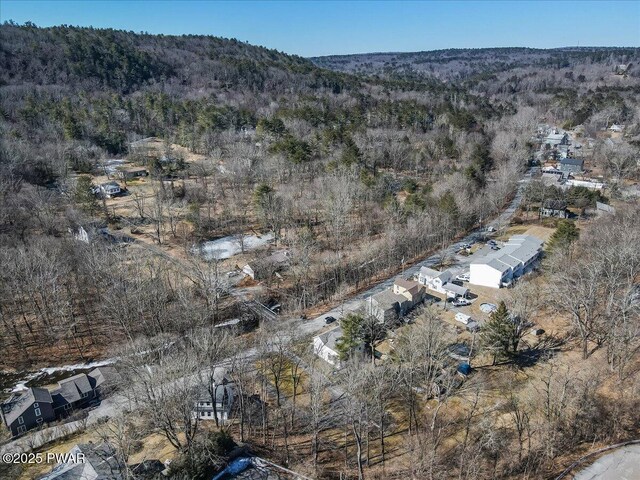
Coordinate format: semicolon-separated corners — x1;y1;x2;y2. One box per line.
452;298;471;307
455;312;472;325
456;272;470;282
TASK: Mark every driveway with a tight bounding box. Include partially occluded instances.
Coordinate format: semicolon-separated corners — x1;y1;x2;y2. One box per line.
573;444;640;480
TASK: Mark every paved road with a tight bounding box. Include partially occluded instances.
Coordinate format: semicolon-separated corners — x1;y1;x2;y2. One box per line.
573;444;640;480
1;171;531;455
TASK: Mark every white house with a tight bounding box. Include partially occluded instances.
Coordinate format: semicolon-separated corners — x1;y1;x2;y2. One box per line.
609;124;625;132
469;235;543;289
418;267;451;291
94;181;121;198
313;327;344;366
194;368;236;423
418;267;469;298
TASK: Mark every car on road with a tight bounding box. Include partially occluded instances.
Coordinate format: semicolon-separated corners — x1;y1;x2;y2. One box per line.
486;226;496;232
325;316;337;325
491;245;500;250
452;298;472;307
487;240;497;246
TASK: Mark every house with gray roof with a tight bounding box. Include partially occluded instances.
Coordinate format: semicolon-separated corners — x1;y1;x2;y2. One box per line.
0;387;55;436
559;157;584;174
417;267;469;299
540;200;569;218
469;235;543;288
39;443;125;480
195;368;236;424
51;374;96;418
2;367;118;437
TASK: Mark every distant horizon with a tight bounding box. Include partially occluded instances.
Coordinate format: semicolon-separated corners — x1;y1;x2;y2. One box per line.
3;20;639;60
3;0;639;57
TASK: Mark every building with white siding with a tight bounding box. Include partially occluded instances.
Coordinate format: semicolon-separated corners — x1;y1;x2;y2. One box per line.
469;235;543;289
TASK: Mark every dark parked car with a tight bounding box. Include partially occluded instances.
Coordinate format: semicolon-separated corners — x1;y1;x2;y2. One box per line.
325;316;337;325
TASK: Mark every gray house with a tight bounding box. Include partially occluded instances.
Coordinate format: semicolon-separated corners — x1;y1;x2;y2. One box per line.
195;368;236;424
51;374;97;418
39;443;125;480
540;200;569;218
559;157;584;174
2;367;118;437
0;388;56;436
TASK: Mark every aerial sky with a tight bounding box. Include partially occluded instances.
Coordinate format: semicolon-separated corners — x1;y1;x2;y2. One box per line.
2;0;639;57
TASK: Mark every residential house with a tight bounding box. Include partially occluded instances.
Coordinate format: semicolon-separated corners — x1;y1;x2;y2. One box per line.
366;289;409;323
609;124;625;133
116;166;149;180
418;267;469;299
51;374;97;418
195;368;236;423
469;235;543;289
393;278;425;304
39;443;125;480
1;367;118;437
0;388;55;436
559;157;584;174
313;326;365;366
93;181;122;198
544;131;569;147
540;200;569;218
242;250;290;280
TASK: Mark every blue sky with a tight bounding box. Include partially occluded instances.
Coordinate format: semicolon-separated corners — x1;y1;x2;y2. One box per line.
2;0;639;56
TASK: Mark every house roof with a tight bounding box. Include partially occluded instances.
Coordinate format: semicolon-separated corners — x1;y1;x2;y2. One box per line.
197;382;236;407
419;266;441;279
54;374;93;404
543;199;567;210
87;367;118;390
316;326;343;352
560;157;584;166
443;283;469;296
371;289;407;308
472;235;543;274
39;443;123;480
394;278;423;296
419;267;452;283
2;388;53;426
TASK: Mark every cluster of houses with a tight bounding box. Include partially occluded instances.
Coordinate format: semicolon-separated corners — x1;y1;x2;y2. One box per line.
535;125;611;191
314;277;428;366
314;271;475;366
0;367;117;437
1;366;241;438
469;235;543;289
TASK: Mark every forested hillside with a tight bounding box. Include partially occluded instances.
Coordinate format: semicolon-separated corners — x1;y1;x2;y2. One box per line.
1;22;640;480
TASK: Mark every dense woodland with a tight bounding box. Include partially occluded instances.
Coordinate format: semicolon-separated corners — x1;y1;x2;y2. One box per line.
1;23;639;480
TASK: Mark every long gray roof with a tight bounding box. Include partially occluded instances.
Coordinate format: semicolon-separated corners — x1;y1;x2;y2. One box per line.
52;374;93;405
472;235;543;273
39;443;123;479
